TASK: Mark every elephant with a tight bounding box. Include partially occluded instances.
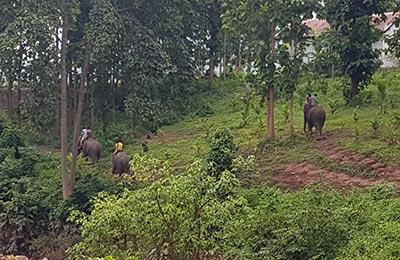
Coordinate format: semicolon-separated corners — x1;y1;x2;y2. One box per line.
81;137;102;162
303;105;326;138
112;151;131;175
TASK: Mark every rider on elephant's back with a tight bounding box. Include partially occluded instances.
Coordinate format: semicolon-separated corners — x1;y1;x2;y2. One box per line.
306;93;318;111
114;139;123;157
78;128;89;154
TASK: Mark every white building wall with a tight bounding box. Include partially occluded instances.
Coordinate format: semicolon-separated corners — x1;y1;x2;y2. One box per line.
373;26;399;68
303;44;316;64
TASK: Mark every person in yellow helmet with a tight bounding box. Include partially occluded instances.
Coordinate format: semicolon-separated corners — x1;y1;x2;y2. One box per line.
114;139;123;157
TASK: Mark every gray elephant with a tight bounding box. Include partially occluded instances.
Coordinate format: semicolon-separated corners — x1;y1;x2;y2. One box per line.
81;137;102;162
112;151;131;175
303;104;326;138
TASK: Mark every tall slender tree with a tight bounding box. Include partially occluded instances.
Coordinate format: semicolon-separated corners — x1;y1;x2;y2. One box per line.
222;1;282;139
60;0;70;199
277;0;320;135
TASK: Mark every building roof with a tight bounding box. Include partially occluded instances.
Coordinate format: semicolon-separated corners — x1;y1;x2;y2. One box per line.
303;12;399;38
303;19;330;37
373;12;398;32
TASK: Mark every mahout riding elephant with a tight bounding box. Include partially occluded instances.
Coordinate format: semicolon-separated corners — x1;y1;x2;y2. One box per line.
303;104;326;138
112;151;131;175
81;137;102;162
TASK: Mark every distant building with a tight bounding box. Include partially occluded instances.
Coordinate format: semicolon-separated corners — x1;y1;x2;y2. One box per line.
303;13;399;68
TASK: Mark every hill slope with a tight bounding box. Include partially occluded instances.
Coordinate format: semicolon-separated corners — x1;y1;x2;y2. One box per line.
127;70;400;191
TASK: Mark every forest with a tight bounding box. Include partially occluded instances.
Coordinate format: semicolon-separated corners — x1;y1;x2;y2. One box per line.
1;0;400;259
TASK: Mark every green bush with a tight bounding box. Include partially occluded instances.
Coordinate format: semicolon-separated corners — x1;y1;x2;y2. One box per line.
0;116;135;259
206;129;237;177
69;160;244;260
223;186;352;260
195;101;215;117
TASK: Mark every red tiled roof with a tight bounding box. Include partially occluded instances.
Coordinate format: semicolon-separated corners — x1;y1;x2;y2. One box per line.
373;12;398;32
303;19;330;37
303;12;398;38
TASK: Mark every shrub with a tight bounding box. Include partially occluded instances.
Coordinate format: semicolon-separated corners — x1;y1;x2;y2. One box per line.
206;129;237;177
195;101;215;117
69;160;244;260
328;99;340;115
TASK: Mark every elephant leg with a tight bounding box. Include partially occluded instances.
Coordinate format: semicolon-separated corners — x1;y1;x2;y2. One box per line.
317;121;324;137
321;120;325;136
307;124;312;138
314;123;320;138
83;150;87;158
125;163;131;175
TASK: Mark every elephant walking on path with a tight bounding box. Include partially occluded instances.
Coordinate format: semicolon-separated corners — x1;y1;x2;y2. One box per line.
112;151;131;175
304;105;326;138
81;137;102;162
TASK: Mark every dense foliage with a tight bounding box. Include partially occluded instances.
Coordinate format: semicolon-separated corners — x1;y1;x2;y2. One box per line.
323;0;393;101
70;160;400;260
1;0;400;259
207;128;237;177
0;114;136;259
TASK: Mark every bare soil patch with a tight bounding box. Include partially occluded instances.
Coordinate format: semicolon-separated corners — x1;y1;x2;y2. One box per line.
270;162;386;191
316;131;400;185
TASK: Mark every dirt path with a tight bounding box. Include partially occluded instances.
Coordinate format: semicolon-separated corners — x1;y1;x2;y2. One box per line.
317;131;400;185
271;162;386;191
263;130;400;190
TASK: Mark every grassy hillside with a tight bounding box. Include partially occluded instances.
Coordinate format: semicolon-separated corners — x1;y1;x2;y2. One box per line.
125;69;400;178
4;69;400;259
69;70;400;259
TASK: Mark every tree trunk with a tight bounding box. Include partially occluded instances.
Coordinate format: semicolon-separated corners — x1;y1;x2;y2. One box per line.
267;86;275;139
72;66;78;125
70;48;91;195
54;97;60;139
89;71;95;130
289;94;295;136
16;86;21;127
267;25;276;140
7;78;13;121
15;44;23;127
67;64;73;127
111;66;116;123
223;32;227;80
209;54;214;85
303;105;307;133
351;77;359;100
54;27;60;142
60;2;70;199
236;40;242;72
329;63;335;78
218;51;222;77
